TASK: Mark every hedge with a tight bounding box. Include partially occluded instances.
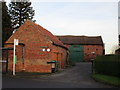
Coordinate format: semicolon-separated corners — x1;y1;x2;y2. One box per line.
94;55;120;77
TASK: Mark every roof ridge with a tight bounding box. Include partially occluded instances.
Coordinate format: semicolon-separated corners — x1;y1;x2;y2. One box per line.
56;35;101;37
56;35;103;45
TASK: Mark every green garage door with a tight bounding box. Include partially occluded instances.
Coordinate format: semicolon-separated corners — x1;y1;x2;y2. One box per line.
69;45;84;62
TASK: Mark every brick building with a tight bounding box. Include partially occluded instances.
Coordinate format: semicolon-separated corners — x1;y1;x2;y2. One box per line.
57;35;104;62
4;20;69;73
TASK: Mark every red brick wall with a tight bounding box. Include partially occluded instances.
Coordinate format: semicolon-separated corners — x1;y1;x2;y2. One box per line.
84;45;104;61
5;43;67;72
51;45;68;69
4;21;53;72
4;21;68;73
4;43;53;73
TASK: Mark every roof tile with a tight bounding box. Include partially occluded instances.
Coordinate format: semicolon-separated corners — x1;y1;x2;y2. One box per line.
56;35;104;45
5;20;67;49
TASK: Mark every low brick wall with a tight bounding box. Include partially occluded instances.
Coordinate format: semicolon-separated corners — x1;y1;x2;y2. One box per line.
8;61;52;73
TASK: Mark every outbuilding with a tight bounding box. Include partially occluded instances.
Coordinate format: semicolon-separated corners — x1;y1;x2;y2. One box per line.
4;20;69;73
57;35;104;62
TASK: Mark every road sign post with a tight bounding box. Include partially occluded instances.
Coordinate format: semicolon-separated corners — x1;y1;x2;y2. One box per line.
13;39;18;75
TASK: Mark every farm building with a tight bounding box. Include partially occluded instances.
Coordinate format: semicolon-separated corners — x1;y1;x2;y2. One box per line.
4;20;69;73
57;35;105;62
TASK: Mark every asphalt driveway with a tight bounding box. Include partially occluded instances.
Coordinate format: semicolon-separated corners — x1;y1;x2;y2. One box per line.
2;62;117;88
31;62;116;88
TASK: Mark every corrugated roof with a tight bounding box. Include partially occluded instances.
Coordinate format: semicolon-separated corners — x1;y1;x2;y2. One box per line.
56;35;104;45
5;20;67;49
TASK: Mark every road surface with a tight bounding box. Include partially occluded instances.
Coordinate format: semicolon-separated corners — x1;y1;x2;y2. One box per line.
2;62;117;88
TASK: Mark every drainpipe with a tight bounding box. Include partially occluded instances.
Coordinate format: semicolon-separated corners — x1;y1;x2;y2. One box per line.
56;52;59;71
22;45;25;71
22;46;24;64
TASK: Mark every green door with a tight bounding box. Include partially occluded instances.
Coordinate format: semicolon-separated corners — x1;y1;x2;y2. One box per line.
70;45;84;62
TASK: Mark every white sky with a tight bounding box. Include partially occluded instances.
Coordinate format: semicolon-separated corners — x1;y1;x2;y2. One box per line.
6;0;119;54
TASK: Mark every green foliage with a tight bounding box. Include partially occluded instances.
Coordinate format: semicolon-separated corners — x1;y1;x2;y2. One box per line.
92;73;120;87
2;1;13;47
94;55;120;77
9;0;35;29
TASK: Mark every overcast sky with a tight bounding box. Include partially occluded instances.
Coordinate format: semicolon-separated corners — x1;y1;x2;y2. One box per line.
6;0;119;54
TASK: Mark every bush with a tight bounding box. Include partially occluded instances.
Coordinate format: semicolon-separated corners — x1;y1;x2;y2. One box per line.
94;55;120;77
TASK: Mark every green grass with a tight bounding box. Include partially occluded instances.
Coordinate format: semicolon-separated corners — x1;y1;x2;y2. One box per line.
92;73;120;87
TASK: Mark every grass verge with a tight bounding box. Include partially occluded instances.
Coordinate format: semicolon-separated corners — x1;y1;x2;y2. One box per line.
92;73;120;87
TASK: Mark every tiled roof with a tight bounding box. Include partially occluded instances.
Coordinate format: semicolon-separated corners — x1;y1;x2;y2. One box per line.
5;20;67;49
35;24;66;48
56;35;104;45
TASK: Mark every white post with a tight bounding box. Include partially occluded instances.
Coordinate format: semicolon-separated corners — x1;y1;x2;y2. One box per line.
13;39;16;75
13;39;18;75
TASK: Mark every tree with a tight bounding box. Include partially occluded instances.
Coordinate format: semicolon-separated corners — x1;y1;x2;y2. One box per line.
9;0;35;30
2;0;13;47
